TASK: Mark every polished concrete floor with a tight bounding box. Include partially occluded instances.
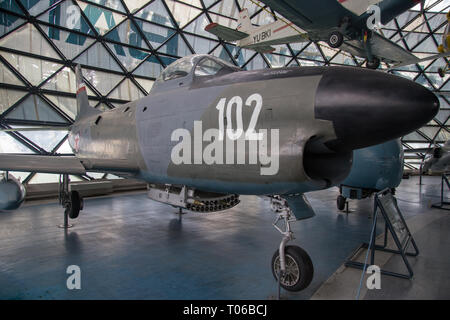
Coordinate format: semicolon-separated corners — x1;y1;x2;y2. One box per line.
0;176;448;299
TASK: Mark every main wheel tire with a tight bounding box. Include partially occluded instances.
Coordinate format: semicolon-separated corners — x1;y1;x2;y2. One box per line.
271;245;314;292
327;31;344;48
366;57;380;69
68;190;81;219
337;195;346;211
438;67;445;78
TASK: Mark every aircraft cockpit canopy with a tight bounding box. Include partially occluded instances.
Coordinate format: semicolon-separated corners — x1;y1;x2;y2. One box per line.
153;54;240;92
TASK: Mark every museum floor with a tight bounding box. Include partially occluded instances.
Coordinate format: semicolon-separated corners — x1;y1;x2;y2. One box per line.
0;176;448;300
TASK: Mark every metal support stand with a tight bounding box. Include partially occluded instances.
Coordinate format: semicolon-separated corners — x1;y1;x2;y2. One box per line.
345;201;354;214
58;174;73;229
431;174;450;210
345;189;419;279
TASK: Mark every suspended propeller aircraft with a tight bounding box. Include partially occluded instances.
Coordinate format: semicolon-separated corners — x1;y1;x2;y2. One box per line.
0;54;439;291
205;0;450;70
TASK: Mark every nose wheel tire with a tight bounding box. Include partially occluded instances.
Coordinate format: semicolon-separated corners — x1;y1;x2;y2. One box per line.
271;245;314;292
337;195;346;211
327;31;344;48
366;57;380;69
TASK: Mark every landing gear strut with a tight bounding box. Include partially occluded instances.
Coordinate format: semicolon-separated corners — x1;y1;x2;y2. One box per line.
58;174;83;229
270;196;314;293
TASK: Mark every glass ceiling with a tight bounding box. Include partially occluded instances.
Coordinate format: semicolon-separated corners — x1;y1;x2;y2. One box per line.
0;0;449;183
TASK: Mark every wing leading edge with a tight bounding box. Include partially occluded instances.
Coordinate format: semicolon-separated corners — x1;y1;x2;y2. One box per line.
0;154;86;174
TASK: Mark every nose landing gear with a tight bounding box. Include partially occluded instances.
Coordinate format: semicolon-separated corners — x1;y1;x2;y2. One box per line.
270;196;314;292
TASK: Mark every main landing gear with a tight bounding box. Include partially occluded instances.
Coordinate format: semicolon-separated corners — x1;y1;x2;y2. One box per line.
270;196;313;292
327;31;344;48
58;174;83;229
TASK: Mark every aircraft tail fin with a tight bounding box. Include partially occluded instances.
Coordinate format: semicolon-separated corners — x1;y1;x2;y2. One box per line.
237;9;254;33
75;64;100;122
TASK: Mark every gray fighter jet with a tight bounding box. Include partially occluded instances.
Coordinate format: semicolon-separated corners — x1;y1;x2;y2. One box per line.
0;54;439;291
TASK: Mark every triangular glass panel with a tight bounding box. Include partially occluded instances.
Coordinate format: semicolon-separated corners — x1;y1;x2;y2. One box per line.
202;0;217;9
56;139;74;154
2;0;24;14
289;41;310;55
140;22;176;49
20;0;59;16
264;53;288;68
135;0;176;28
86;0;126;13
134;77;154;94
184;34;219;54
81;67;124;96
243;53;268;71
183;13;215;39
412;35;437;53
108;78;145;101
122;0;150;14
176;0;202;8
0;23;59;58
299;43;324;62
158;33;192;56
41;25;96;60
331;52;356;66
45;94;77;120
132;54;164;78
415;74;434;90
286;58;299;67
402;130;428;142
38;0;95;36
209;0;240;20
231;46;256;67
0;62;24;85
0;12;26;37
105;18;150;49
210;44;235;65
317;44;337;61
165;0;202;29
74;42;122;72
41;67;77;93
106;42;150;72
0;131;34;153
251;7;274;26
6;94;68;123
1;52;63;86
77;0;126;35
10;125;68;153
435;129;450;142
0;88;26;114
419;126;439;139
297;58;324;67
427;72;448;90
426;56;448;73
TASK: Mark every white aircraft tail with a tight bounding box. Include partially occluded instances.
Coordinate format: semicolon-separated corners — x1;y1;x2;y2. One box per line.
237;9;254;33
75;64;100;121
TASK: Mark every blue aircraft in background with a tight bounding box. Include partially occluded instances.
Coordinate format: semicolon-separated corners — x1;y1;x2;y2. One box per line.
336;139;404;211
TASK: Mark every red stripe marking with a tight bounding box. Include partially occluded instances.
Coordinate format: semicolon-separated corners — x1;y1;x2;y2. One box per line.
76;86;86;94
205;22;218;31
274;22;293;33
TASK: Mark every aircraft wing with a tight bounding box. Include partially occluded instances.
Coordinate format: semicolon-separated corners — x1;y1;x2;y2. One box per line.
0;154;86;174
341;32;417;64
205;23;249;41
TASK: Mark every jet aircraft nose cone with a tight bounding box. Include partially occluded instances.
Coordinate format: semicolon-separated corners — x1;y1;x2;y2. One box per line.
315;67;439;152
